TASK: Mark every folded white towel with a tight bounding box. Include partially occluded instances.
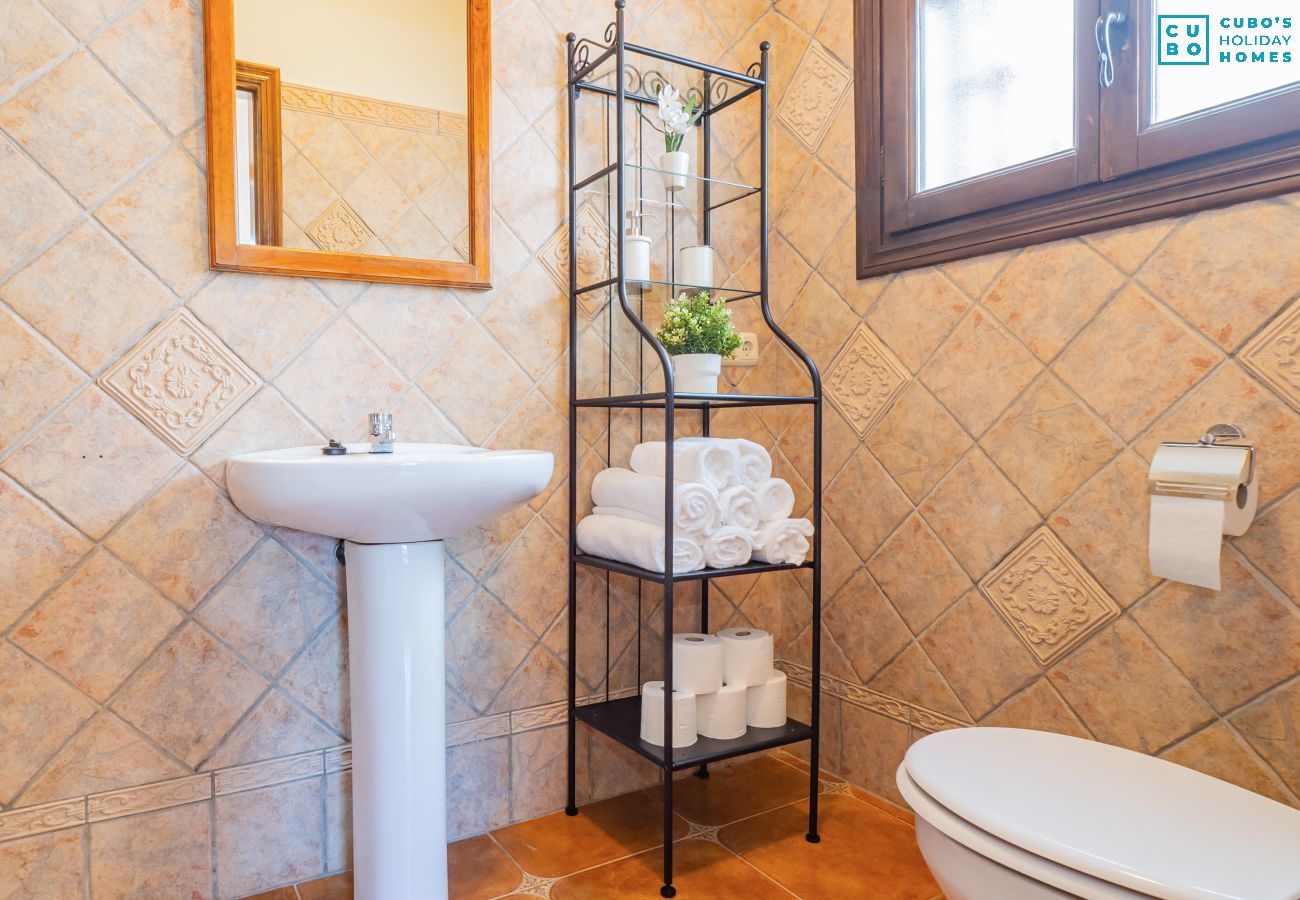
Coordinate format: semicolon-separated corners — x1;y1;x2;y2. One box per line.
576;515;706;574
753;478;795;523
704;525;756;569
591;468;721;535
684;437;772;487
629;440;740;491
719;485;760;531
752;518;814;565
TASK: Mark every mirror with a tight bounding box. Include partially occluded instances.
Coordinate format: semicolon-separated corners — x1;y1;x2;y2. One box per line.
203;0;490;288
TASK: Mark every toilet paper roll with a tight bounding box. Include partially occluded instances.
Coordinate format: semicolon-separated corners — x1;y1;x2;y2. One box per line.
696;681;748;740
640;681;697;748
717;627;774;687
1148;445;1259;590
672;633;724;695
745;669;787;728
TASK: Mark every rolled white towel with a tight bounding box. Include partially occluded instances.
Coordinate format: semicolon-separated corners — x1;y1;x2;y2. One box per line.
704;525;756;569
577;515;705;574
753;478;795;523
719;485;760;531
629;440;740;490
684;437;772;487
591;468;721;535
752;518;814;565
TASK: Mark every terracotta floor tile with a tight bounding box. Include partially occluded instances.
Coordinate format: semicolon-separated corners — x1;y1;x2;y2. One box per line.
492;789;689;879
851;787;916;826
296;872;352;899
665;755;812;826
449;834;523;899
552;838;792;899
242;889;297;900
771;751;846;783
719;794;939;899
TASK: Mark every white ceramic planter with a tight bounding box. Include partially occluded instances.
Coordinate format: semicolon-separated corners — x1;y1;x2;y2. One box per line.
673;353;721;393
660;151;689;192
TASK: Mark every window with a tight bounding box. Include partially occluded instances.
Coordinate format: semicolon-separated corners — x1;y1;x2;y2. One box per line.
856;1;1300;277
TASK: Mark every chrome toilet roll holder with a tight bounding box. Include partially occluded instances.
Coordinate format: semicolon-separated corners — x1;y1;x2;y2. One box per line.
1148;423;1255;505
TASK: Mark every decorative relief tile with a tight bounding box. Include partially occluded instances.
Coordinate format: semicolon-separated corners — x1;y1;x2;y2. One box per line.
447;714;511;747
385;103;438;132
281;82;446;134
0;799;84;842
776;42;852;152
96;309;257;455
440;113;469;136
777;659;968;731
538;204;611;314
825;326;910;437
281;83;332;114
980;527;1120;665
87;773;210;822
510;700;567;733
1240;300;1300;413
215;750;323;796
305;198;376;253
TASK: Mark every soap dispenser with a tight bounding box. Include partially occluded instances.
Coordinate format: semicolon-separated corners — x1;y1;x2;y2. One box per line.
624;210;653;287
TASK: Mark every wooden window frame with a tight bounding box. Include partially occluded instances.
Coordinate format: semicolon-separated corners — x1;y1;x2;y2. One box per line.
856;0;1300;279
234;60;282;247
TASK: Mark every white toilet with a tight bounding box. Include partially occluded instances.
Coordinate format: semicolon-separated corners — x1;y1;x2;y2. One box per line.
896;727;1300;900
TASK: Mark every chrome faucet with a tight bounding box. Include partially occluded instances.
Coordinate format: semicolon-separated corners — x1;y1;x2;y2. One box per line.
368;413;395;454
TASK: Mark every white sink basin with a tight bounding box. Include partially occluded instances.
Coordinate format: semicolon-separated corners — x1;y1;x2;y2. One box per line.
227;440;552;900
227;442;553;544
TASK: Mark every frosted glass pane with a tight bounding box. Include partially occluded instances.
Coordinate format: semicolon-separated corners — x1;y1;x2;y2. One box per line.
1151;0;1300;124
918;0;1076;191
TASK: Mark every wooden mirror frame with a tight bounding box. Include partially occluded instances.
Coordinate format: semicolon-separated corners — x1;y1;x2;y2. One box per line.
202;0;491;288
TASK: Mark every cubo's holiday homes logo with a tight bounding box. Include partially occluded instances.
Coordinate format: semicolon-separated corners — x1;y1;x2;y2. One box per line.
1158;14;1294;66
1158;15;1211;64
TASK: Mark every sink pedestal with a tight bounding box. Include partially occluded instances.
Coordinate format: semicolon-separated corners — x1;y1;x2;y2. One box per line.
345;540;447;899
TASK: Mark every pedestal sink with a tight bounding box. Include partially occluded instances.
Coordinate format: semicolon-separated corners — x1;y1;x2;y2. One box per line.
227;442;553;900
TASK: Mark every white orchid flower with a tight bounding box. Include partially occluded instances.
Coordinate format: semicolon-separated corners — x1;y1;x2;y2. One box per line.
647;83;702;152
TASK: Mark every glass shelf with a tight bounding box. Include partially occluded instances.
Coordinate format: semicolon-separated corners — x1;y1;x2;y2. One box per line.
575;276;759;304
576;162;760;214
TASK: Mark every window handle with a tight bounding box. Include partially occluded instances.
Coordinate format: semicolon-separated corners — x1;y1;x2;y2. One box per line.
1095;11;1127;87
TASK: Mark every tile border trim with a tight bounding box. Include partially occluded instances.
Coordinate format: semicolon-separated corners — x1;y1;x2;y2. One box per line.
0;688;641;842
281;82;468;136
777;660;967;733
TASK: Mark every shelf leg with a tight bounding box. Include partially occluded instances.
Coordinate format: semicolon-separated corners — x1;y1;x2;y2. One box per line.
693;764;709;780
661;773;675;897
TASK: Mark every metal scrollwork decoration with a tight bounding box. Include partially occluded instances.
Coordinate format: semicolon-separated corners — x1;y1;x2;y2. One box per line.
622;64;707;107
709;77;730;109
568;19;620;81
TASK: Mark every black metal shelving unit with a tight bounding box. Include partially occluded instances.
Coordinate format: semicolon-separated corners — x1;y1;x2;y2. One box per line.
564;4;823;896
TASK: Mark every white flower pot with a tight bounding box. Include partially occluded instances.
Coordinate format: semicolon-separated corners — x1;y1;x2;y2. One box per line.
660;151;689;192
672;353;721;394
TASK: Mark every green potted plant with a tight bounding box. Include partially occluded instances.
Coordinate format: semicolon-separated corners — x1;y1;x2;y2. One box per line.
654;290;742;393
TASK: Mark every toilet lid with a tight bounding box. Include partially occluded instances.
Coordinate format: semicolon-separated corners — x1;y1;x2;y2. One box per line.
904;728;1300;900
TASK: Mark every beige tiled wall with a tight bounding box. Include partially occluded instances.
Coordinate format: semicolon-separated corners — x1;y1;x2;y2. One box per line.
277;82;471;260
3;0;1300;894
0;0;774;895
705;0;1300;812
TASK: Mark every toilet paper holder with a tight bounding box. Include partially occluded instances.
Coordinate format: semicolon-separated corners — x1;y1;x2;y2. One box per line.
1147;423;1255;504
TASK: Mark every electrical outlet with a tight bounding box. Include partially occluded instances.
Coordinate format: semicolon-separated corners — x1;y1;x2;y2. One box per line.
725;332;759;367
